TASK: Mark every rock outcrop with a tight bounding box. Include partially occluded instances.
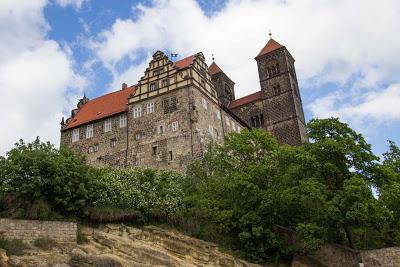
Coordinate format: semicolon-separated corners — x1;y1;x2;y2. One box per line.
3;224;263;267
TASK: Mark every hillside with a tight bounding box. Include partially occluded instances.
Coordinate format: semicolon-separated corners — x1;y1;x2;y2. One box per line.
3;224;267;267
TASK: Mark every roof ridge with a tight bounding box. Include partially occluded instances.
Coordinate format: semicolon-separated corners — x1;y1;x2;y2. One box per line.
232;90;261;101
87;85;136;103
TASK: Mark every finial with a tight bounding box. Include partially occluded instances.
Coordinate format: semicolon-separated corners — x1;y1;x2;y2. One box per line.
268;29;272;38
212;53;215;62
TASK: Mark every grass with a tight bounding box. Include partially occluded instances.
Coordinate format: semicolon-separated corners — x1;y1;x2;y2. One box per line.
0;237;29;256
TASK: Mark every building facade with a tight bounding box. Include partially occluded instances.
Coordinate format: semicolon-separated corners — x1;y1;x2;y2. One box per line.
60;38;306;170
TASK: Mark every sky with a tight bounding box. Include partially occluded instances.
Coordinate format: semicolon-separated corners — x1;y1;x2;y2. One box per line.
0;0;399;158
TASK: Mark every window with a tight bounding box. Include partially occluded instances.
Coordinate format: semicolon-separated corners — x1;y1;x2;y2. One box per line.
72;128;79;142
110;138;116;148
208;125;214;137
149;82;157;91
273;84;281;95
94;144;99;152
168;151;173;161
146;102;155;114
88;146;94;153
216;109;221;120
104;118;112;132
133;106;142;118
202;98;208;110
172;121;179;132
135;132;144;140
86;124;93;139
158;124;164;134
152;146;157;156
153;68;163;76
201;79;206;88
162;79;169;87
119;114;127;128
251;114;264;128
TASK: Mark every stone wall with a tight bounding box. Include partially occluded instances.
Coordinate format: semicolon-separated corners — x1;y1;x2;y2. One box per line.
362;247;400;267
0;218;77;243
292;245;400;267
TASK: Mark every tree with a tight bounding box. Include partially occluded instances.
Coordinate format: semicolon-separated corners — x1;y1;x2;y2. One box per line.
306;118;378;191
0;138;94;218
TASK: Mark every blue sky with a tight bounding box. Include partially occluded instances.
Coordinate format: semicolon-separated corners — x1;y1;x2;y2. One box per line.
0;0;399;157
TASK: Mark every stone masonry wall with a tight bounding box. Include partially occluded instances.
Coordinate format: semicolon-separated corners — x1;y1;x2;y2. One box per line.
361;247;400;267
0;218;77;243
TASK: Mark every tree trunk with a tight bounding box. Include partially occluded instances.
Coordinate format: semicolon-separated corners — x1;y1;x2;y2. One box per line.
343;224;356;250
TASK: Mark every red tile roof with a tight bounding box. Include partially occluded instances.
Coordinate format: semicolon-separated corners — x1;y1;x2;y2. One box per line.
256;38;284;58
64;86;136;130
173;54;195;69
208;62;223;75
228;91;262;109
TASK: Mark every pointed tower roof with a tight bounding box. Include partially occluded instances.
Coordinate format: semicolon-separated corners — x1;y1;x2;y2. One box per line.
208;62;223;75
256;38;284;59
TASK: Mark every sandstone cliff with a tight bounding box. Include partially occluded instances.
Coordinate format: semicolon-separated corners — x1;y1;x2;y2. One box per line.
2;224;266;267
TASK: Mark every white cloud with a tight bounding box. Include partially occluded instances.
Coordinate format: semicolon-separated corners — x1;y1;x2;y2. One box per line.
308;84;400;125
0;1;85;155
87;0;400;125
54;0;87;9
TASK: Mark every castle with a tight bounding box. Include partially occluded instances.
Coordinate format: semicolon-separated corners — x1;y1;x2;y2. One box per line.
60;38;307;171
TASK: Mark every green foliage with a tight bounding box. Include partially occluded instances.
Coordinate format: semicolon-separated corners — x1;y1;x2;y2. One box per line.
0;138;95;218
0;238;29;256
0;119;399;264
91;168;185;216
295;223;327;252
185;119;397;261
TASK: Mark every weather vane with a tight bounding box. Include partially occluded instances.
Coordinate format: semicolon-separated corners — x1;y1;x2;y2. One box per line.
212;53;215;62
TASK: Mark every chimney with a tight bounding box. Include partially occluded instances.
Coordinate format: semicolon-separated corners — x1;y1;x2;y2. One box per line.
122;83;128;90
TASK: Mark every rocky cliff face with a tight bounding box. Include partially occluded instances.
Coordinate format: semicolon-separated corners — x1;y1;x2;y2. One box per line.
2;224;264;267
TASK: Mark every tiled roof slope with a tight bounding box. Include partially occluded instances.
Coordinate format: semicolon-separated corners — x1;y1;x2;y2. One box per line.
208;62;223;75
228;91;262;109
64;86;136;130
256;38;283;58
173;54;195;69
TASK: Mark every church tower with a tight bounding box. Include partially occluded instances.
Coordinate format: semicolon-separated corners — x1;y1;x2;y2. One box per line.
255;38;307;145
209;61;235;107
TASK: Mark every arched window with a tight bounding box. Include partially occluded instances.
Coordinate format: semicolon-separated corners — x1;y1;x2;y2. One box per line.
271;66;276;75
267;67;271;77
276;63;280;73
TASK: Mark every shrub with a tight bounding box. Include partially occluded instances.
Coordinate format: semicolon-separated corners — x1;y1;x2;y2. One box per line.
33;237;57;250
86;206;144;224
90;168;185;217
0;238;29;256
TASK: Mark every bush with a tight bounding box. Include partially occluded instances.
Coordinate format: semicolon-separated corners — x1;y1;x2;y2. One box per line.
33;237;57;250
0;138;95;218
90;168;185;217
86;206;144;224
0;238;29;256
